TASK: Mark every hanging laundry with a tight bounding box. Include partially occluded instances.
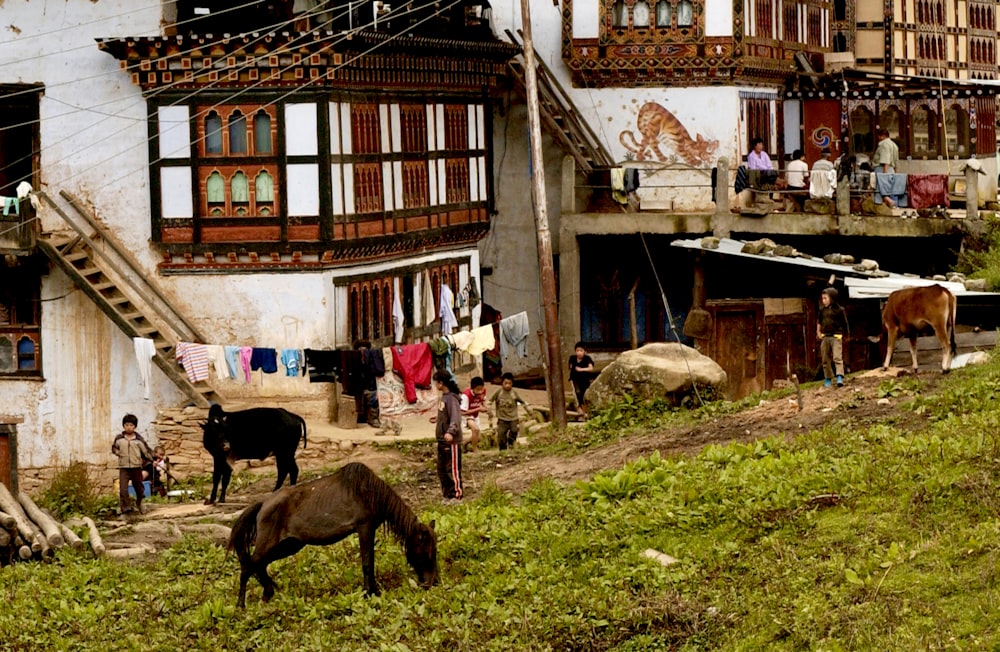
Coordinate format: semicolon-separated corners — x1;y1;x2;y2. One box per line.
133;337;155;400
280;349;303;377
499;311;530;358
624;167;640;193
391;342;433;404
0;196;18;216
303;348;341;383
480;303;503;382
421;270;436;327
207;345;230;381
250;347;278;374
467;277;481;309
610;167;628;204
175;342;211;383
439;283;458;334
906;174;950;209
239;346;253;383
428;337;452;374
450;325;495;357
392;277;405;344
223;346;242;379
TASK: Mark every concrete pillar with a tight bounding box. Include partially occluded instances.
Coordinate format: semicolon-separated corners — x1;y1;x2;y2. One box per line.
712;157;731;238
965;164;981;220
561;156;577;215
558;226;581;358
836;176;850;216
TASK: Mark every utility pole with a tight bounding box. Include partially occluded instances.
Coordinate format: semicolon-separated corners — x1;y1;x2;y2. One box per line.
518;0;567;431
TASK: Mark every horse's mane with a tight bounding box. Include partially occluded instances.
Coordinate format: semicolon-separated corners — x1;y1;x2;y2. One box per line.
337;462;422;548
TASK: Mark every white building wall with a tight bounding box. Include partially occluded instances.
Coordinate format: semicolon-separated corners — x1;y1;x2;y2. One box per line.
486;3;745;375
0;3;485;474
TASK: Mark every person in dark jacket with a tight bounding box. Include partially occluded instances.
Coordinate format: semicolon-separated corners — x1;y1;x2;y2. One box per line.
816;287;849;387
111;413;154;515
433;370;463;504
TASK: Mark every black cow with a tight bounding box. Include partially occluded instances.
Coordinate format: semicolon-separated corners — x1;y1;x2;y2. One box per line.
201;404;307;504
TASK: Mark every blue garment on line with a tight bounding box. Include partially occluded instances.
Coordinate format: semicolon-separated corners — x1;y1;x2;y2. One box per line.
874;173;909;207
280;348;303;377
223;346;242;379
250;348;278;373
1;196;18;216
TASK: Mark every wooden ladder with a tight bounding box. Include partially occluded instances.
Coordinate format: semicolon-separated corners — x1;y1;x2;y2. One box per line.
35;190;221;408
505;29;615;174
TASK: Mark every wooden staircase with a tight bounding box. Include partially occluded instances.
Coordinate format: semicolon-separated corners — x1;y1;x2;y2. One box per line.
35;190;221;408
505;29;614;173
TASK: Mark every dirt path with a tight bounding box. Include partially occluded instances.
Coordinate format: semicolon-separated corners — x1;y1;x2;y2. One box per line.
103;368;931;551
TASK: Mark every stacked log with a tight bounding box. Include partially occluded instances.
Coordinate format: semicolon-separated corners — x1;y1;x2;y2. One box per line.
0;483;92;565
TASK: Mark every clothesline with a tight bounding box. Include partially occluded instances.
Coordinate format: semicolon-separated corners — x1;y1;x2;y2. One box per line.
131;310;530;395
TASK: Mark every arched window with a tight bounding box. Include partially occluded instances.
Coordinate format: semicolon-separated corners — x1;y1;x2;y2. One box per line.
206;171;225;214
655;0;672;27
229;110;247;154
911;104;938;156
231;171;249;215
255;170;274;216
945;104;970;156
834;0;846;21
16;336;36;370
850;106;874;154
255;170;274;201
372;283;382;339
633;0;650;27
881;106;906;157
677;0;693;26
361;286;370;340
383;284;392;337
834;31;847;53
612;0;627;27
205;111;223;154
350;288;360;341
254;110;272;154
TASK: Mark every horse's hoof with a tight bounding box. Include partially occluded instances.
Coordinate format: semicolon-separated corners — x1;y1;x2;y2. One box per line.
204;499;215;506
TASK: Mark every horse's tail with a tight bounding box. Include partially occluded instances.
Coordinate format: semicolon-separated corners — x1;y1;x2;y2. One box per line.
299;415;307;449
228;501;263;562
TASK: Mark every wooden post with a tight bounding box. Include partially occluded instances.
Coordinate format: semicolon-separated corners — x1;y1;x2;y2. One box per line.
628;276;640;350
712;157;731;238
965;164;980;220
520;0;567;431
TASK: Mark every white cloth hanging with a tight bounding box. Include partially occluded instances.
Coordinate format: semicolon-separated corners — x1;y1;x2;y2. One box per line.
439;284;458;335
392;277;405;343
133;337;156;400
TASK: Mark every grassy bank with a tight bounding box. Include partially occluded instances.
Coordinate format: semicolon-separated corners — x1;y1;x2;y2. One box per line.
2;358;999;650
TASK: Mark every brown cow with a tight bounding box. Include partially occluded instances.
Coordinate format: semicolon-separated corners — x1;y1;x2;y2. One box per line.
881;284;957;373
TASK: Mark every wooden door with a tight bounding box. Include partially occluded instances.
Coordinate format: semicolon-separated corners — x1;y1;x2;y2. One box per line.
708;301;765;401
0;432;10;490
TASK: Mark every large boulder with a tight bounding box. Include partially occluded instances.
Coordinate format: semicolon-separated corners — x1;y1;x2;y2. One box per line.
585;343;728;411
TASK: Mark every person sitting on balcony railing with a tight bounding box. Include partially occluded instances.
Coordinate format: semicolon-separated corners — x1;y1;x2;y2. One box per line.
809;148;836;200
747;138;778;187
785;149;809;211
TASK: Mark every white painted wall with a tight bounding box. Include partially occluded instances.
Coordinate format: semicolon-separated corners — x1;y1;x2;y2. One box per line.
0;3;485;475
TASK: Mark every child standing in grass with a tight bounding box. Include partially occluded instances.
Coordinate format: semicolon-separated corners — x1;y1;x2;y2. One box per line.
817;287;848;388
111;413;154;515
489;372;527;451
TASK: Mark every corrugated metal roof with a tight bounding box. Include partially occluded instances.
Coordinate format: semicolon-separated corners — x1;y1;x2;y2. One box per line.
670;237;995;299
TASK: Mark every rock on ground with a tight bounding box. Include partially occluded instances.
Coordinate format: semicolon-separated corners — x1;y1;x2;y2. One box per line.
586;343;728;411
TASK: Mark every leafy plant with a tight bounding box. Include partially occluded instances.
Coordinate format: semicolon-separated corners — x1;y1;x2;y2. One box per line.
37;461;99;520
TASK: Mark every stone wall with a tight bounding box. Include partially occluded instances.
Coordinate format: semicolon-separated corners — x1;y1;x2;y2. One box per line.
151;406;215;481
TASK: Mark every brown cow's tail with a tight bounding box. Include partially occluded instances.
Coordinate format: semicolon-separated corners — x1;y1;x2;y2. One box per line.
228;501;263;563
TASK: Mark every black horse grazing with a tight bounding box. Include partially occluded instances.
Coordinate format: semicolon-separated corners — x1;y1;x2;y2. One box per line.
201;404;307;504
228;462;438;607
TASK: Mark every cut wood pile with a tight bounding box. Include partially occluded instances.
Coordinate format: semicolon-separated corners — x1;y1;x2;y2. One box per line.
0;483;89;565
